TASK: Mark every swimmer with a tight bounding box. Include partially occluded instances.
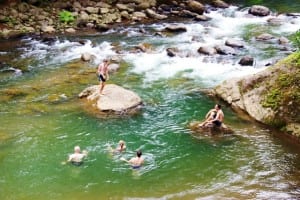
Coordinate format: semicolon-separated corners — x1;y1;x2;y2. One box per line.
109;140;126;153
64;146;88;166
120;150;144;169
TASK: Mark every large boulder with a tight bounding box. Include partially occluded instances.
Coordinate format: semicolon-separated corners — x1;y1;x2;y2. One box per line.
187;0;205;15
213;53;300;139
78;84;143;114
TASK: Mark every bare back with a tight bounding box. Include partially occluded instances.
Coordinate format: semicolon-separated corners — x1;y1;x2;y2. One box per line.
216;109;224;122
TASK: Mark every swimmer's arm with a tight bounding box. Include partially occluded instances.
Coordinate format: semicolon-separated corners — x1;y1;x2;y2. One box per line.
82;150;88;156
120;157;131;164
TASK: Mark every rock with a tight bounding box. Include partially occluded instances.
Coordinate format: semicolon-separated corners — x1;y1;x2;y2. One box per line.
187;0;205;15
95;24;110;32
178;10;198;18
81;53;95;62
197;46;217;55
78;84;143;114
248;5;270;16
239;56;254;66
278;36;289;45
194;15;211;21
85;7;99;14
132;12;147;20
41;25;55;33
100;8;110;14
189;121;234;135
215;45;236;55
166;47;178;57
213;53;300;138
286;123;300;138
212;0;229;8
145;8;168;20
65;28;76;33
116;3;134;12
255;33;275;41
225;39;244;48
164;25;187;33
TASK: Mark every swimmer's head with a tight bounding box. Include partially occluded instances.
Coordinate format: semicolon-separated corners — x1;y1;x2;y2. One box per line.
119;140;125;146
74;146;81;153
136;150;142;157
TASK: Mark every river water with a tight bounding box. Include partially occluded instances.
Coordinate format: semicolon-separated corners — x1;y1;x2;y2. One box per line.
1;3;300;200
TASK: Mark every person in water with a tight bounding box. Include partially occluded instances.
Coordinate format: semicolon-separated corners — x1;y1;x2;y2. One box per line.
109;140;127;153
67;146;88;166
97;58;110;96
207;104;224;127
121;150;144;169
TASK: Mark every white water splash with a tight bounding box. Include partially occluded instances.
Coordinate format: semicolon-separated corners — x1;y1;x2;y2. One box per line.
20;6;299;87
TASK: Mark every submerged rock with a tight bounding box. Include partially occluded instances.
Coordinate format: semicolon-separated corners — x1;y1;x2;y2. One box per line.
78;84;142;114
189;121;234;135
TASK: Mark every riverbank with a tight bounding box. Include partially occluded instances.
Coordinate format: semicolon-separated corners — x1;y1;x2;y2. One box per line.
0;0;231;39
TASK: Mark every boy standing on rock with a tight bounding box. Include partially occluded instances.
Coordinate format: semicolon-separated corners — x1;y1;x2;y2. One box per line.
97;59;110;96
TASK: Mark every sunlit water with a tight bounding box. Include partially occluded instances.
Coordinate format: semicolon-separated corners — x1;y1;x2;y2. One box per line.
0;4;300;200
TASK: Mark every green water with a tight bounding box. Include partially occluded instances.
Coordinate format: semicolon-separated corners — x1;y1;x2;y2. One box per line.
1;1;300;199
1;57;300;199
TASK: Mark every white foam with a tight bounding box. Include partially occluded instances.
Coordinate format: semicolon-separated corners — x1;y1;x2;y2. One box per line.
20;6;296;87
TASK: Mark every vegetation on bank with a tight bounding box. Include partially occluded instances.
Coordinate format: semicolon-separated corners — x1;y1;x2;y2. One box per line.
261;52;300;128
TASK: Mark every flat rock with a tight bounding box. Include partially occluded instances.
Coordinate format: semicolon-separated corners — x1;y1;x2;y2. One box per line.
79;84;142;114
189;121;234;135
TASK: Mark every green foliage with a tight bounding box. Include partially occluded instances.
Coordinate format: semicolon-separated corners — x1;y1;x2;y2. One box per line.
262;88;281;110
291;29;300;51
59;10;75;24
262;53;300;117
3;16;18;26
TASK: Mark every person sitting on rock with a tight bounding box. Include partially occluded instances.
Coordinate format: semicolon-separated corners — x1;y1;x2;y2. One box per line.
206;104;224;127
198;108;217;127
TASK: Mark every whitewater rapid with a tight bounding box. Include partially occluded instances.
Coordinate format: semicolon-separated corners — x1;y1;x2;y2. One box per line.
19;6;300;87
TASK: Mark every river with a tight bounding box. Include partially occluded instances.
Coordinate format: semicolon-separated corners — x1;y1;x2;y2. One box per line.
0;2;300;200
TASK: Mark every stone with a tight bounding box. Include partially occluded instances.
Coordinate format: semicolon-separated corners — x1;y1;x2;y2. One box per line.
166;47;178;57
249;5;270;16
215;45;236;55
187;0;205;15
65;28;76;33
145;8;167;20
255;33;275;41
41;25;55;33
164;25;187;33
239;56;254;66
189;121;234;135
278;36;289;45
81;53;95;62
85;7;99;14
132;12;147;20
225;39;244;48
78;84;143;114
197;46;217;55
212;0;229;8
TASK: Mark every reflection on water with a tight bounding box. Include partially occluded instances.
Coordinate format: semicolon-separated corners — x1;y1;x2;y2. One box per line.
1;4;300;200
